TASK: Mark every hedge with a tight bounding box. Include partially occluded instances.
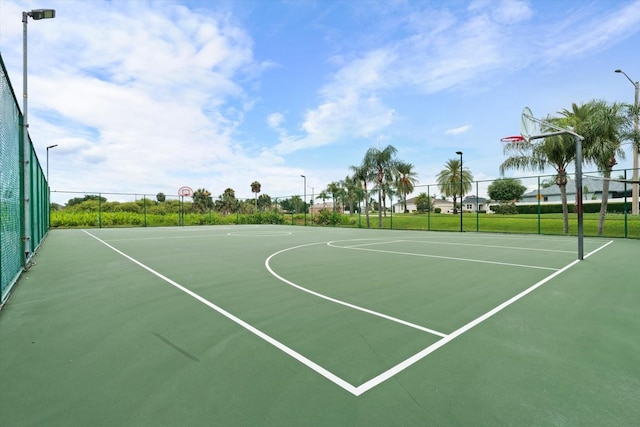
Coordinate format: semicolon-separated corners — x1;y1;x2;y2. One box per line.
489;201;632;215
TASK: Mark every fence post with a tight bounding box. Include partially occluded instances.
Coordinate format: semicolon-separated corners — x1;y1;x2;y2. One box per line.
624;169;628;238
390;195;393;229
537;177;541;235
427;185;431;231
476;181;479;232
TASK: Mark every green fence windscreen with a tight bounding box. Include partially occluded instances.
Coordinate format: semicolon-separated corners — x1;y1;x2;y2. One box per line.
1;54;50;303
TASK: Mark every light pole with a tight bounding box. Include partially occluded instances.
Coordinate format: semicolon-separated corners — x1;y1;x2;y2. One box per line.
46;144;58;183
301;175;307;226
615;69;639;215
22;8;56;265
456;151;463;232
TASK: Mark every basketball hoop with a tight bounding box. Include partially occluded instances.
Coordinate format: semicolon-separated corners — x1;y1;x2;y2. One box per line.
500;135;525;143
521;106;539;143
516;106;585;260
178;186;193;197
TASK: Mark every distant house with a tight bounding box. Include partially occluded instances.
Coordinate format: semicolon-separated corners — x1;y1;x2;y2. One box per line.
392;197;453;213
393;197;418;212
433;199;454;213
520;176;631;203
461;196;491;212
309;201;337;215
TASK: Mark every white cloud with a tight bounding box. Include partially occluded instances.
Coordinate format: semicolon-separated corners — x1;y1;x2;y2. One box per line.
320;49;397;98
488;0;533;24
266;5;508;155
269;48;398;155
1;0;267;199
267;112;285;129
445;125;472;135
2;0;639;202
542;1;640;61
272;90;394;155
264;0;640;161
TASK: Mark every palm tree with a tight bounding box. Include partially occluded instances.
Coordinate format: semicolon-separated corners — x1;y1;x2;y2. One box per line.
290;195;303;213
565;100;628;235
501;125;576;233
316;190;329;210
326;181;341;213
215;188;237;214
363;145;398;227
437;159;473;214
257;194;272;211
350;165;371;228
395;161;418;213
192;188;214;213
623;101;640;214
378;167;396;217
250;181;261;208
341;174;362;214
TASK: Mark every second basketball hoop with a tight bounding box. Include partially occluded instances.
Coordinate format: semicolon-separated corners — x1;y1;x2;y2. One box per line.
178;186;194;197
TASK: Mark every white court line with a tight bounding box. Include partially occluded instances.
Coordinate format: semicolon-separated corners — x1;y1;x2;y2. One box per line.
397;239;576;254
340;239;404;249
338;238;574;254
81;229;613;397
416;233;589;244
351;239;615;395
265;242;448;338
328;242;559;271
105;234;232;242
227;231;293;237
82;230;359;395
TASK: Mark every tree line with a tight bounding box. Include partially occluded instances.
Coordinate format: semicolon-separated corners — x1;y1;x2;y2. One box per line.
55;98;636;236
56;189;308;216
500;99;637;235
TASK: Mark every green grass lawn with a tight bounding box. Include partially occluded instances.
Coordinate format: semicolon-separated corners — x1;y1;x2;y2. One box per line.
311;212;640;239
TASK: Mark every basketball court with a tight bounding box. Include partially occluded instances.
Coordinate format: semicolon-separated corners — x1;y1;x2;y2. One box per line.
1;225;638;426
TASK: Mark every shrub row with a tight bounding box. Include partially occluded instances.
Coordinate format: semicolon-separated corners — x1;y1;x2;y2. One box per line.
489;201;632;215
51;211;289;228
312;210;357;226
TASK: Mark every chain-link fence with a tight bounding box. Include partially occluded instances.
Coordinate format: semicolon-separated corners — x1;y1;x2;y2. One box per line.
50;191;298;228
48;168;639;239
1;55;50;303
399;171;638;238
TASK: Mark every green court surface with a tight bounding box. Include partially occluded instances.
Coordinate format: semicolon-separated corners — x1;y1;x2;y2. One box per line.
1;225;638;426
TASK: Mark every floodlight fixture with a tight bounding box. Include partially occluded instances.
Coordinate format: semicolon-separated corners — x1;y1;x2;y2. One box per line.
28;9;56;20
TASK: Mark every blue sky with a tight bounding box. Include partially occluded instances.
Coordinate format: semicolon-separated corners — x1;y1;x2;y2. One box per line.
1;0;639;204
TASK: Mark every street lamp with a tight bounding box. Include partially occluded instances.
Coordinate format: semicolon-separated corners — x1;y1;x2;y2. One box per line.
46;144;58;183
22;8;56;264
301;175;307;226
615;69;639;215
456;151;463;232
